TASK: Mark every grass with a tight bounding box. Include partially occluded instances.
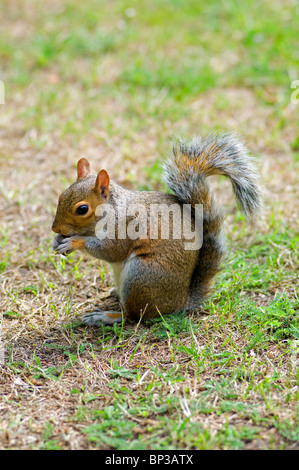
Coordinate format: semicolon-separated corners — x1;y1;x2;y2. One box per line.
0;0;298;450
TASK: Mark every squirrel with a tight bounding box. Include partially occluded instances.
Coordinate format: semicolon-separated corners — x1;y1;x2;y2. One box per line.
52;133;263;326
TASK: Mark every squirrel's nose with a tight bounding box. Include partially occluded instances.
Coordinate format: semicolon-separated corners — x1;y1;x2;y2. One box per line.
52;222;60;234
52;222;72;237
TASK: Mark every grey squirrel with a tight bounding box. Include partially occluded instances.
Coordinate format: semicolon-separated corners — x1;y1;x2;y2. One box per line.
52;133;263;325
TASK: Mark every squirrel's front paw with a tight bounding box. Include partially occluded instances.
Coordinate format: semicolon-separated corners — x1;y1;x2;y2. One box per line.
53;235;86;255
53;234;66;252
53;236;74;255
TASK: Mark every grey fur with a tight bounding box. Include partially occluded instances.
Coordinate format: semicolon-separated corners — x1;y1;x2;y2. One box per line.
162;133;263;309
163;132;263;220
53;133;263;321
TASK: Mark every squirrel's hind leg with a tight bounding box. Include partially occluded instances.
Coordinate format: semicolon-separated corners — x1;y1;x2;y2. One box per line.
82;309;123;326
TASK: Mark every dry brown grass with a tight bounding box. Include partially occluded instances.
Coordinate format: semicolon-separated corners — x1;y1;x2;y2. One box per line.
1;84;298;448
0;0;298;450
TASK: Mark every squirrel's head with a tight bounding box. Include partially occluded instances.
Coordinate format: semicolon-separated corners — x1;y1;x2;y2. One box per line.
52;158;110;236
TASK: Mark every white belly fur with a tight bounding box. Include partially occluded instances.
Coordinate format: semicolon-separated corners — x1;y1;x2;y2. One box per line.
109;261;124;292
109;252;135;294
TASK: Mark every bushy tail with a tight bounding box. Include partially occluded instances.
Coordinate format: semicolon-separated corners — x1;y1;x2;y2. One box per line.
163;133;263;308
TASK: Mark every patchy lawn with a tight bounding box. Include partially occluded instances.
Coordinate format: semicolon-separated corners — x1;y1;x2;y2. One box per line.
0;0;298;450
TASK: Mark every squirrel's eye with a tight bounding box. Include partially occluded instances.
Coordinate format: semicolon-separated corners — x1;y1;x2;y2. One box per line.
76;204;89;216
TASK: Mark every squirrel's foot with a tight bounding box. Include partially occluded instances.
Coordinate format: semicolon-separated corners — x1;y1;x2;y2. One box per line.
108;287;119;297
82;309;123;326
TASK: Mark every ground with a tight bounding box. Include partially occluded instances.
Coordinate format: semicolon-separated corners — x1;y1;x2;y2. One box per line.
0;0;298;450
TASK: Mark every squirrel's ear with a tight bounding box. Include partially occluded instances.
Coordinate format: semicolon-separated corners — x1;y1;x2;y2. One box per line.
95;169;110;200
77;158;91;180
